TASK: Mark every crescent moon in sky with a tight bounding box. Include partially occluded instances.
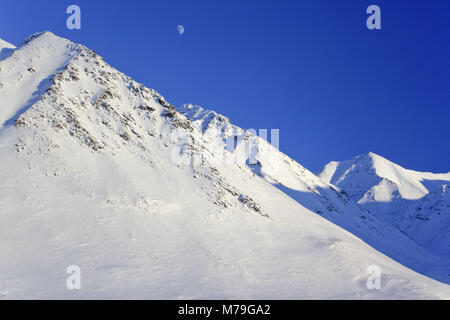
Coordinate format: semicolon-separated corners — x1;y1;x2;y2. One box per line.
177;25;185;35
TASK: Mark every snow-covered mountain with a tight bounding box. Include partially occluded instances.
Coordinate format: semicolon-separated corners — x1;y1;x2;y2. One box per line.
0;38;15;52
0;39;16;70
0;32;449;299
319;152;450;258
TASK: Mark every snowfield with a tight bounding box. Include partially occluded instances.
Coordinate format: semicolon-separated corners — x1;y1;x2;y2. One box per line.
0;32;449;299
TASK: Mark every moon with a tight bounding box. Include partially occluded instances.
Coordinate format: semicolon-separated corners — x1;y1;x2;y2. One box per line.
177;25;185;35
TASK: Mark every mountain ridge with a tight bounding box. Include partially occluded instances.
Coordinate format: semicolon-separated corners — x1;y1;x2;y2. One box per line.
319;152;450;258
0;32;449;299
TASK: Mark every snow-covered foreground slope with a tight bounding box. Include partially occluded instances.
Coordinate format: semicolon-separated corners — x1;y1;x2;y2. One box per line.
177;104;450;286
0;32;449;299
319;153;450;259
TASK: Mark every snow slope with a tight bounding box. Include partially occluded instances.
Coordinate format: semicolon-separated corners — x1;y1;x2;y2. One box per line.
0;32;449;299
319;152;450;258
178;104;450;286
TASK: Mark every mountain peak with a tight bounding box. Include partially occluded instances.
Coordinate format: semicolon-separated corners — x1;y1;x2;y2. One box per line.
0;38;16;50
322;151;450;194
18;31;71;49
366;151;381;159
0;38;16;61
353;151;388;163
319;152;433;200
319;151;450;257
1;31;450;298
177;103;231;133
0;32;85;128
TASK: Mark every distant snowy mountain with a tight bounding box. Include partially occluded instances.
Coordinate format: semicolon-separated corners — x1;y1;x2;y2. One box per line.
0;38;15;50
319;152;450;257
0;38;15;62
0;32;449;299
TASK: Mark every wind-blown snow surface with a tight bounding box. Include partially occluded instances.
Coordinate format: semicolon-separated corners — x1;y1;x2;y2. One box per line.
0;32;449;299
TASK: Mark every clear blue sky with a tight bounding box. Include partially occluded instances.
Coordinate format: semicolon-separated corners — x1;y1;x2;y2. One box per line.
1;0;449;173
